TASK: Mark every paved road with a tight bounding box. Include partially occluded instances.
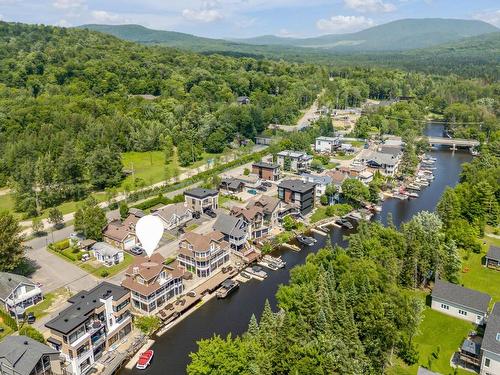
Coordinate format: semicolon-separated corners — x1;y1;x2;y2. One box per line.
269;90;323;132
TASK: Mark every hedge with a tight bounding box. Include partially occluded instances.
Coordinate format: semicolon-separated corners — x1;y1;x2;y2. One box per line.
132;194;183;211
19;326;45;343
0;308;18;331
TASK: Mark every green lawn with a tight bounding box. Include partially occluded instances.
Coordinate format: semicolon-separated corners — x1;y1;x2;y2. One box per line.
26;288;72;319
459;234;500;305
311;207;328;223
185;223;199;232
80;253;134;278
121;151;173;190
389;307;473;375
0;322;13;340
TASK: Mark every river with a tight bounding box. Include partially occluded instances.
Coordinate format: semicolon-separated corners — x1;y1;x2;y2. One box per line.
124;124;472;375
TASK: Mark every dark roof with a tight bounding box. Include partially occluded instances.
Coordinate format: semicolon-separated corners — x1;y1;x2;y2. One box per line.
461;339;481;356
252;161;279;169
0;272;35;301
482;302;500;355
184;188;218;199
278;179;316;193
0;336;58;375
45;282;128;334
432;279;491;313
213;214;247;238
486;245;500;262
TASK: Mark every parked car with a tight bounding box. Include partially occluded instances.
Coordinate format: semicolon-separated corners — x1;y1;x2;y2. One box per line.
256;185;267;192
192;211;201;219
262;181;272;187
26;312;36;324
130;246;144;256
205;209;217;218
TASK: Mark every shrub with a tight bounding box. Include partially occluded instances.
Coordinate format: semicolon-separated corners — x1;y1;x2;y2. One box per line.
0;308;18;331
71;246;80;254
19;326;45;343
135;316;161;336
52;239;70;251
100;270;110;278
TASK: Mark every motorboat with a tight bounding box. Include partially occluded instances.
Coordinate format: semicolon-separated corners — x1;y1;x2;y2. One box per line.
263;255;286;268
407;184;421;191
297;235;317;246
216;279;239;299
136;350;154;370
245;266;268;279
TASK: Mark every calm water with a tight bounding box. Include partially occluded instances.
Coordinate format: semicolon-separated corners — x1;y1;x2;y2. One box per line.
124;124;472;375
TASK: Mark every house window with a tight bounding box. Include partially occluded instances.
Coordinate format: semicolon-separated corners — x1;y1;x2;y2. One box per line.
458;310;467;316
440;304;449;310
496;333;500;342
485;358;490;367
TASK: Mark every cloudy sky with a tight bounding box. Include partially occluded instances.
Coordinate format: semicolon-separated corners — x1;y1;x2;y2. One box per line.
0;0;499;38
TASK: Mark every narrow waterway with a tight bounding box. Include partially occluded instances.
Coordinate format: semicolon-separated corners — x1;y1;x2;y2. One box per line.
124;124;472;375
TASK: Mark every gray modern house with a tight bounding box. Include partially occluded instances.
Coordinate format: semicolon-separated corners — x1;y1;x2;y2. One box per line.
480;303;500;375
431;279;491;324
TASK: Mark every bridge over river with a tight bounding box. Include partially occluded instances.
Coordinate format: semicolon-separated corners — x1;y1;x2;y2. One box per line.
427;136;480;149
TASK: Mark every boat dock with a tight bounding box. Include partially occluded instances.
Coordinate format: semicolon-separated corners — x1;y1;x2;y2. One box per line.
310;228;328;236
125;339;155;369
282;243;301;252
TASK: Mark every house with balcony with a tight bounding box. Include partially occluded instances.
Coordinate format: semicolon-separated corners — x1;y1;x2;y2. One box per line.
480;303;500;375
121;253;184;315
184;188;219;213
177;232;230;278
152;202;193;230
0;272;43;320
247;195;282;228
276;150;312;173
45;282;132;375
301;173;332;197
0;336;62;375
278;179;316;215
213;214;249;252
251;162;281;181
230;206;268;239
315;136;341;153
90;242;124;267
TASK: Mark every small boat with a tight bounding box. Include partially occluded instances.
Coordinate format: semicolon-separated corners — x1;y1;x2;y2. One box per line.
260;261;279;271
297;235;317;246
245;266;268;279
373;205;382;212
263;255;286;268
405;192;419;198
217;279;239;298
336;218;354;229
136;350;154;370
407;184;421;191
393;193;408;200
240;271;251;279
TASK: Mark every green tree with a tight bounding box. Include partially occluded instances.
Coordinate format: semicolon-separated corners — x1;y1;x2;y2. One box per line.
31;217;44;235
119;201;129;219
86;147;123;189
135;316;161;336
0;211;25;271
74;197;107;241
341;179;370;205
48;207;64;228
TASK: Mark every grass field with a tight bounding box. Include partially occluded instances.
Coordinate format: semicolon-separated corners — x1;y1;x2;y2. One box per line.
80;253;134;278
0;321;13;340
121;151;172;190
388;307;473;375
26;288;71;319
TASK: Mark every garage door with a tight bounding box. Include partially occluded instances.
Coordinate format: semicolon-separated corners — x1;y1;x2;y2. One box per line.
124;238;135;250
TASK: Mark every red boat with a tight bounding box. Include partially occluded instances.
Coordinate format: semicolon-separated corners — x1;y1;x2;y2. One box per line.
136;350;154;370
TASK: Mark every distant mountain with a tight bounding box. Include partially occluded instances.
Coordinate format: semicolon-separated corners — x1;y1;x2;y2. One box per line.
233;19;499;51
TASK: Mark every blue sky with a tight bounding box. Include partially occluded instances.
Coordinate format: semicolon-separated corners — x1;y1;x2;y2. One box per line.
0;0;499;38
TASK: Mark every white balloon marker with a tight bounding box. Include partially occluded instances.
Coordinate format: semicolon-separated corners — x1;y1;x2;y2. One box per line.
135;215;164;257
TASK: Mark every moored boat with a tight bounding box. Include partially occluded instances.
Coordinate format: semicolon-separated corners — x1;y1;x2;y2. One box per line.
216;279;240;298
136;350;154;370
297;235;317;246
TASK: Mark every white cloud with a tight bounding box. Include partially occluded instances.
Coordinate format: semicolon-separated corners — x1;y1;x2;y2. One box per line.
90;10;123;23
0;14;3;20
52;0;85;9
57;19;72;27
316;15;375;33
182;8;223;23
473;9;500;27
344;0;396;13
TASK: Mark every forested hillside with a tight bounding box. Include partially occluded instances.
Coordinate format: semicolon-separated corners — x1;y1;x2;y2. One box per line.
0;21;320;216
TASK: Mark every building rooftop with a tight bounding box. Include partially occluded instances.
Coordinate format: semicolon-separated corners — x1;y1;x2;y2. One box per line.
0;272;35;301
184;188;218;199
252;161;279;169
153;202;191;221
103;221;132;242
277;150;312;160
181;231;225;252
482;302;500;355
486;245;500;262
279;179;317;193
363;150;399;166
213;214;247;238
0;336;58;375
45;282;128;334
432;279;491;314
247;195;280;215
91;242;122;257
301;173;332;186
316;136;340;142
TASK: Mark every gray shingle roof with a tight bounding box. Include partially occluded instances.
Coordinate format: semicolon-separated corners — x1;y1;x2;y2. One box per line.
213;214;246;238
0;272;35;301
279;179;316;193
252;161;279;169
486;245;500;262
45;282;128;334
432;279;491;313
184;188;218;199
482;303;500;355
0;336;58;375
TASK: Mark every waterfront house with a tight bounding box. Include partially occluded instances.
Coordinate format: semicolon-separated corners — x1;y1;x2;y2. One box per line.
0;336;61;375
152;202;193;230
230;206;268;239
177;232;230;278
327;170;347;191
247;195;282;228
102;217;138;251
184;188;219;213
485;245;500;269
45;282;132;375
251;162;281;181
121;253;184;315
480;302;500;375
301;173;332;197
0;272;43;319
315;136;341;153
431;279;491;324
278;179;316;215
90;242;124;267
358;150;401;176
276;150;312;173
213;213;249;252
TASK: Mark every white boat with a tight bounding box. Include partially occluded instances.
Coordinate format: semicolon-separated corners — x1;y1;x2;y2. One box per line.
263;255;286;268
393;193;408;200
245;265;268;280
407;184;421;191
406;192;419;198
373;205;382;212
136;350;154;370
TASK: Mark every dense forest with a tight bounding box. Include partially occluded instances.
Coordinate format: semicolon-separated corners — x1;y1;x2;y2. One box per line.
0;22;320;215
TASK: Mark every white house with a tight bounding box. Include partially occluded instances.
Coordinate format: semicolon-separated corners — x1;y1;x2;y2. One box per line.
276;150;312;173
153;202;193;230
91;242;124;267
431;279;491;324
184;188;219;212
315;136;341;153
0;272;43;318
480;303;500;375
301;173;333;197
